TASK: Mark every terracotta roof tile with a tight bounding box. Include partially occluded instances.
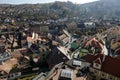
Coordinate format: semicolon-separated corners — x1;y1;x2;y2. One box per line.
102;56;120;77
83;38;104;49
83;54;102;63
84;54;120;77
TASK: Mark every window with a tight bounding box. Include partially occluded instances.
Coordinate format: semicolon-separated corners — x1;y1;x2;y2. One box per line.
102;74;105;77
94;70;97;73
63;57;66;60
50;78;53;80
10;74;14;78
15;73;18;75
8;75;10;78
109;77;112;80
95;64;99;67
3;77;6;78
93;63;101;69
0;77;3;79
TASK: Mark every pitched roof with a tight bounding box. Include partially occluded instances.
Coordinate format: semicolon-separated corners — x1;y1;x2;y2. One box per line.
83;54;120;77
47;46;71;68
63;29;71;37
83;54;103;63
0;58;18;74
93;58;102;64
12;50;23;59
58;34;66;40
57;46;71;59
101;56;120;77
83;37;104;50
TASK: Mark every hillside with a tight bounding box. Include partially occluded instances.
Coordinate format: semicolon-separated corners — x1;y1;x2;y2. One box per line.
81;0;120;18
0;0;120;20
0;1;82;21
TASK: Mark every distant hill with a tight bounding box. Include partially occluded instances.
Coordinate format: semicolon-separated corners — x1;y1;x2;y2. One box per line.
0;0;120;20
81;0;120;18
0;1;82;20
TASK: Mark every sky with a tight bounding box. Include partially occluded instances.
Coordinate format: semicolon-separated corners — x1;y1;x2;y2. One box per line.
0;0;99;4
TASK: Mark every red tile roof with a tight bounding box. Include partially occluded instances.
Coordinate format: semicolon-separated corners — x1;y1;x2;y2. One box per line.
83;38;104;50
83;54;103;63
84;54;120;77
102;56;120;77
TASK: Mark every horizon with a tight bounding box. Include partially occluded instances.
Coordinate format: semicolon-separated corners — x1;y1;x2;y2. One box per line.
0;0;99;4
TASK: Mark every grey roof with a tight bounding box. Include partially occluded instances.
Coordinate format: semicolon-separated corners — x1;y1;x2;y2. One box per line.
0;52;11;63
72;60;81;66
60;69;73;79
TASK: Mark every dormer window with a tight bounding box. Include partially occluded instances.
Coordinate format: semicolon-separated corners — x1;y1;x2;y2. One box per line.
109;77;112;80
101;73;106;79
102;74;105;77
93;58;102;69
95;63;99;67
108;75;114;80
93;63;101;69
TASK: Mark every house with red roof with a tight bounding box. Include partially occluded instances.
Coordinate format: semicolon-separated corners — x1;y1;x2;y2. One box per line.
83;54;120;80
83;37;106;54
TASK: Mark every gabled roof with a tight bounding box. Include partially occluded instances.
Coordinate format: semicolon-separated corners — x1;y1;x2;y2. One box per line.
57;46;71;59
47;46;71;68
83;54;120;77
58;30;70;43
0;58;18;74
101;56;120;77
83;37;104;50
66;21;77;29
58;34;66;40
63;29;71;38
93;58;102;64
83;54;103;63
